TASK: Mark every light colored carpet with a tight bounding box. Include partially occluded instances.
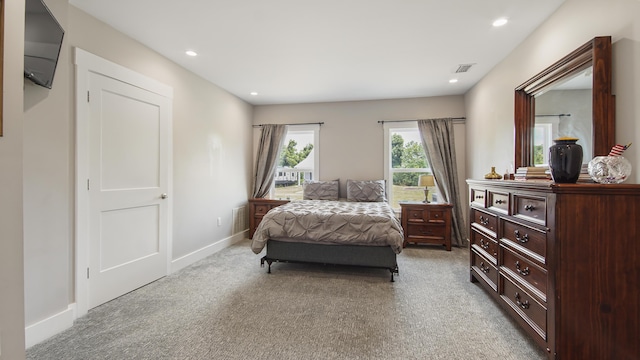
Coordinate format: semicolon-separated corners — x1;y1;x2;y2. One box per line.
27;240;546;359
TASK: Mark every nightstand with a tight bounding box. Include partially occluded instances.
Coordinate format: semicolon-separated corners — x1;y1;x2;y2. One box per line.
248;198;290;238
400;202;453;251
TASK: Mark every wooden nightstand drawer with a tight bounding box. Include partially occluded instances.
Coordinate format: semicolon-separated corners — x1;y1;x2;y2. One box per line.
406;223;445;239
407;208;426;222
407;208;447;223
254;204;272;216
400;202;453;251
249;198;290;238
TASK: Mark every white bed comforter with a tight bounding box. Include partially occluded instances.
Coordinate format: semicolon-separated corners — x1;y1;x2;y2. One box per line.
251;200;404;254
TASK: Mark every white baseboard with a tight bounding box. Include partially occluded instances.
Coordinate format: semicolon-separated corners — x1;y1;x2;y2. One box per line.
171;230;247;273
25;303;76;348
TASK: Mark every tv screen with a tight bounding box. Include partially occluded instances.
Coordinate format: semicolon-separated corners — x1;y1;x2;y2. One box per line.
24;0;65;89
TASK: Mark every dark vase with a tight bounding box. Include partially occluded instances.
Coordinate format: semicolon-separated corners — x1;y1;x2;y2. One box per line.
549;138;583;183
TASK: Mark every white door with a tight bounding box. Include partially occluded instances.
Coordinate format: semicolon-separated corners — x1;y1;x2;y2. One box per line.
87;71;170;309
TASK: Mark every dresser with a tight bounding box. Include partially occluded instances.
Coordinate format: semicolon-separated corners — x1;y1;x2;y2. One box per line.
466;179;640;360
248;198;290;238
400;202;453;251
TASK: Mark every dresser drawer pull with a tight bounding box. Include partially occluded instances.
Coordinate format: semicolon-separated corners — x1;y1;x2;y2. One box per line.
475;195;484;199
524;204;536;211
495;199;506;204
479;262;491;274
514;230;529;243
514;292;530;309
419;228;434;235
480;239;489;250
411;212;422;218
479;216;490;226
515;261;530;276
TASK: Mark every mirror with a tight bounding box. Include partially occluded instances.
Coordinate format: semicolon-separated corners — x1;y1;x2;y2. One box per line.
514;36;615;168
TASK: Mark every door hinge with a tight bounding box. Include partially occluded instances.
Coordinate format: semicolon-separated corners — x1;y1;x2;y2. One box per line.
87;179;90;190
87;267;90;279
87;91;90;102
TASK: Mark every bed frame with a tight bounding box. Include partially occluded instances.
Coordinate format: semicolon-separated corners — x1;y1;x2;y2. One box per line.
260;240;399;282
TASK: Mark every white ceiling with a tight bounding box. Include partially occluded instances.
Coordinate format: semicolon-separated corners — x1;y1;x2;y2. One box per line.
69;0;566;105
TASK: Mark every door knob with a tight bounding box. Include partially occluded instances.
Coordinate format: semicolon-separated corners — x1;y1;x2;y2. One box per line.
161;193;168;199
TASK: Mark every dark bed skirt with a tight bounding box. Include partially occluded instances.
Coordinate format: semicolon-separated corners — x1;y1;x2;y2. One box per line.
260;240;399;281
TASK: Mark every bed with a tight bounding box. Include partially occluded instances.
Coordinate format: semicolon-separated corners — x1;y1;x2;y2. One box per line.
251;180;404;281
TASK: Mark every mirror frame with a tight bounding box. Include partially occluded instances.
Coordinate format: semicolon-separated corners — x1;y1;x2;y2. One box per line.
514;36;615;168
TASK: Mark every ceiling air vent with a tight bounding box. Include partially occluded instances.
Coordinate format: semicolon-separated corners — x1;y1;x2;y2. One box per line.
455;63;475;73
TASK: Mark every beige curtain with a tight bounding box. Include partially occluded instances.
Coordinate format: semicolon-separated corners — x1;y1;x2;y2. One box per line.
417;118;468;247
252;124;287;198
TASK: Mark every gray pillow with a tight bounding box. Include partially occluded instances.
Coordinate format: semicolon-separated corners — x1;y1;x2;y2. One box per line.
303;180;339;200
346;179;386;202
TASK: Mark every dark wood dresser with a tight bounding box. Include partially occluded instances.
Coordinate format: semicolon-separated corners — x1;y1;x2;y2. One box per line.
248;198;289;238
400;202;453;250
466;179;640;360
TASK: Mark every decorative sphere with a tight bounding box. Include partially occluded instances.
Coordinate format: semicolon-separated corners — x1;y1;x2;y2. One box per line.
587;156;632;184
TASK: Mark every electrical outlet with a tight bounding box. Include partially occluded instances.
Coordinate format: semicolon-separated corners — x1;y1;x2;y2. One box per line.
217;217;222;226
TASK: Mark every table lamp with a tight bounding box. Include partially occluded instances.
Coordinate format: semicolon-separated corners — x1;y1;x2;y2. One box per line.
418;174;435;203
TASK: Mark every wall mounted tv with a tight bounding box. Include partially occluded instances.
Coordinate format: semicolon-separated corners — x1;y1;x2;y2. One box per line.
24;0;65;89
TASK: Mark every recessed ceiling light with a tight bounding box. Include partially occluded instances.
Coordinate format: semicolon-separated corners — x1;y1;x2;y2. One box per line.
250;92;258;96
449;79;458;84
492;18;508;27
185;50;198;57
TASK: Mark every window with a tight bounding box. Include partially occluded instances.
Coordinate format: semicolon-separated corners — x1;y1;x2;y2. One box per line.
383;123;433;209
272;124;320;200
533;116;559;166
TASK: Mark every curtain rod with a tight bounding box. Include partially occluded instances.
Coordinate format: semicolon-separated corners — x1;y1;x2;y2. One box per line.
252;122;324;128
535;114;571;117
377;117;466;125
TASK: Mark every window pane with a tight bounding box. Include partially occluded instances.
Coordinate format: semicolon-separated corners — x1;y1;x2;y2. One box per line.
386;127;431;208
389;171;433;208
273;130;315;200
391;129;427;169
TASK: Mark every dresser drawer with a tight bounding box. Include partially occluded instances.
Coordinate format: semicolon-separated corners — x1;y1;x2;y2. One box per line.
513;194;547;225
471;209;498;236
406;223;446;239
471;249;498;291
501;275;547;340
488;190;509;214
470;229;498;264
501;220;547;264
501;245;548;301
470;187;486;207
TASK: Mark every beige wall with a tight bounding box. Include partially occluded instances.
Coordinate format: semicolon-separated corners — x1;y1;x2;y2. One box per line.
21;0;254;345
465;0;640;181
1;1;27;359
22;0;71;328
253;96;467;199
